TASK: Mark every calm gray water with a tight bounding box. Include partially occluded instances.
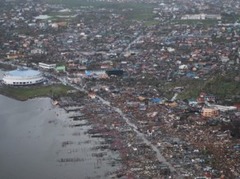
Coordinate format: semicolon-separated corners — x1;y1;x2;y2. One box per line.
0;95;119;179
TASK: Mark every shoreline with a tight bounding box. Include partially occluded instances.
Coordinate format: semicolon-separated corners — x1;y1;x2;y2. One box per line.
0;83;73;101
0;79;224;178
1;70;239;178
0;94;122;179
52;83;181;178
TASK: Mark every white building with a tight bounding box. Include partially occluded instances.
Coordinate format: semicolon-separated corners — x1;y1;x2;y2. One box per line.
31;48;46;54
3;68;44;86
181;14;206;20
181;14;221;20
39;62;56;70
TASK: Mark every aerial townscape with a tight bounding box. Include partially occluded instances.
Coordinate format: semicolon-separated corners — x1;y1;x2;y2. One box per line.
0;0;240;178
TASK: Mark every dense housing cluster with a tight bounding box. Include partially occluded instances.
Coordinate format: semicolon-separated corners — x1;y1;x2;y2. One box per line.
0;0;240;178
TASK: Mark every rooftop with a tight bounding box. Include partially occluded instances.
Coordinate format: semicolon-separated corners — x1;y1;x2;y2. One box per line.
5;68;41;78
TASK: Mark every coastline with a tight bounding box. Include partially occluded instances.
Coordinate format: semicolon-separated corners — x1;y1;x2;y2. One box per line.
0;84;72;101
0;67;179;178
0;83;73;101
0;94;121;179
0;70;205;178
52;84;181;178
1;68;239;178
0;69;74;101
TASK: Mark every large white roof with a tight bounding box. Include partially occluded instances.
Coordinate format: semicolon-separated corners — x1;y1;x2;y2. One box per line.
5;68;41;78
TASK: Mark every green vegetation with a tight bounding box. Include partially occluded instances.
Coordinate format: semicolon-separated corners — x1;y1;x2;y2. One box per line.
46;0;156;21
163;71;240;103
121;4;155;21
46;10;76;21
48;11;75;17
211;36;229;43
144;20;159;26
0;84;73;101
0;63;16;71
172;19;218;26
202;72;240;102
47;0;153;10
162;79;204;100
221;12;238;23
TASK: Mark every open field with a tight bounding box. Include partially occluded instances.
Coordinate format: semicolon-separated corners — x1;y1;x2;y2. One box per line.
0;84;73;101
46;0;156;21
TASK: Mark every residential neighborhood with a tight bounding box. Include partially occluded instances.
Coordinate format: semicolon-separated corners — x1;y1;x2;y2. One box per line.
0;0;240;178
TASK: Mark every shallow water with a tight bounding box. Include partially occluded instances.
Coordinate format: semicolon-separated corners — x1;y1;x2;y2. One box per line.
0;95;120;179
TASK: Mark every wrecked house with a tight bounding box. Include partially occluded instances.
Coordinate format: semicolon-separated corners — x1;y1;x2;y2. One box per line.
201;107;219;118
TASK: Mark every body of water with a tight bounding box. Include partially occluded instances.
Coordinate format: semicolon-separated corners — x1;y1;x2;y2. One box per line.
0;95;119;179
